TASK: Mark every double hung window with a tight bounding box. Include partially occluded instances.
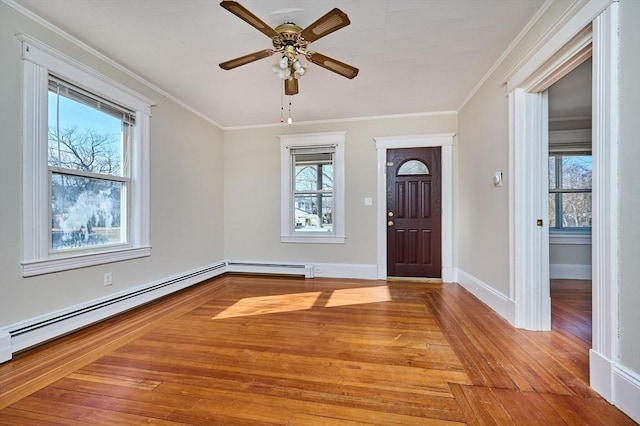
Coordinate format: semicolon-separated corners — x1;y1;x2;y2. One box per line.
292;146;334;233
20;34;152;276
280;132;345;244
48;77;133;252
548;153;592;232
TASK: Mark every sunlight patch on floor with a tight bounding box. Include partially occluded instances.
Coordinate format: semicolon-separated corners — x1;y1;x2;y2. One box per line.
325;286;392;307
213;291;322;319
213;286;392;320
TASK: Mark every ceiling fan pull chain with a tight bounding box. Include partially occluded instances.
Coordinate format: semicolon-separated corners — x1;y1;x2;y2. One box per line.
280;82;284;123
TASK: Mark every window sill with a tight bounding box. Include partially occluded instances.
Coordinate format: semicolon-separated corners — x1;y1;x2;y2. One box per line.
549;232;591;245
22;246;151;277
281;235;345;244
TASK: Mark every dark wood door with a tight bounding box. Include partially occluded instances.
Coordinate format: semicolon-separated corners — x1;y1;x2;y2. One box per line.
387;147;442;277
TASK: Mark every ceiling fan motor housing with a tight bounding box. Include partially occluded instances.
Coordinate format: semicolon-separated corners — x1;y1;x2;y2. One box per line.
273;23;308;52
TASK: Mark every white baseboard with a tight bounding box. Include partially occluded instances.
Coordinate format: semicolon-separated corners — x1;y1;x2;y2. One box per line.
0;331;10;363
442;267;457;283
1;261;226;362
590;349;640;423
313;263;378;280
590;349;614;401
456;269;516;325
550;263;592;279
613;364;640;423
225;261;377;280
227;260;378;280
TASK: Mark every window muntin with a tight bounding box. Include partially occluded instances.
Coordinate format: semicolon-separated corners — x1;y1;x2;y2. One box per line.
549;154;592;231
48;77;133;253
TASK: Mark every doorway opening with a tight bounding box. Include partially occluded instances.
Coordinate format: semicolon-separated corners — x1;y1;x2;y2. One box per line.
547;58;593;348
507;3;618;399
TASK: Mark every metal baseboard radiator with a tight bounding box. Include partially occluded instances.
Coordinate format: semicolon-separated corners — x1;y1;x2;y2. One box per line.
3;262;226;357
226;261;313;278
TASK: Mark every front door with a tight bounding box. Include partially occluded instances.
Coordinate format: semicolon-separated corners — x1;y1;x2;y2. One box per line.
386;147;442;277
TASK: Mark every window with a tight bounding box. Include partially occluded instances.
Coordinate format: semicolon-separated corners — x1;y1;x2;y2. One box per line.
20;34;152;276
397;159;429;175
48;78;132;252
292;147;334;233
548;153;592;232
280;132;345;243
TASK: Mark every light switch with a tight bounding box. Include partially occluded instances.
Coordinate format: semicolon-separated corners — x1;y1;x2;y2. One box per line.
364;197;373;206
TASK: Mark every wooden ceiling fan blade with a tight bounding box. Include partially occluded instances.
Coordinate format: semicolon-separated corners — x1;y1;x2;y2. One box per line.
300;8;350;43
220;1;279;39
219;49;274;70
285;78;299;96
306;52;359;79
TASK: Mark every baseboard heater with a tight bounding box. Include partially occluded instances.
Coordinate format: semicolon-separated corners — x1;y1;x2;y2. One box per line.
3;262;226;357
226;261;313;278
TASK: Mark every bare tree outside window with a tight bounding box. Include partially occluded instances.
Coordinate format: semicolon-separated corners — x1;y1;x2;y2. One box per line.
293;151;334;232
549;154;592;230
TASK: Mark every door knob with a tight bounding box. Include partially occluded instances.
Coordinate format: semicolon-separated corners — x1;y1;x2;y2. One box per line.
388;220;394;227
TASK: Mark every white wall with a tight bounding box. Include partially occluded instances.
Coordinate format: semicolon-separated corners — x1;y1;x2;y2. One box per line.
617;0;640;375
0;3;225;328
223;115;457;266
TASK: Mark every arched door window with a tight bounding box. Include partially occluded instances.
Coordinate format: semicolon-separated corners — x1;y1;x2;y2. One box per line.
397;159;429;176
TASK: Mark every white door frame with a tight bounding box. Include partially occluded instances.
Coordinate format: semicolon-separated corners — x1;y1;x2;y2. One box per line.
506;0;618;401
374;133;456;281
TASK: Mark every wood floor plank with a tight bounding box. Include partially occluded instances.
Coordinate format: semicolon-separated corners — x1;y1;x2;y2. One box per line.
0;275;635;424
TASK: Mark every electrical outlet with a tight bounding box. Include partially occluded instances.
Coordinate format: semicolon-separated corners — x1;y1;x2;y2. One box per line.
103;272;113;286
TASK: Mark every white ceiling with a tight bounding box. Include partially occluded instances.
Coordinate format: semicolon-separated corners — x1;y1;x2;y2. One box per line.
548;58;592;120
14;0;546;128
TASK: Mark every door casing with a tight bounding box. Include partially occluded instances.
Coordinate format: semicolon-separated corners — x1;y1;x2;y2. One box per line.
375;133;455;281
506;0;619;402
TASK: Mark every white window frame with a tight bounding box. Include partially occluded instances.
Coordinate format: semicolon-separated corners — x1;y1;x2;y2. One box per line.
279;132;345;244
548;152;592;245
19;34;152;277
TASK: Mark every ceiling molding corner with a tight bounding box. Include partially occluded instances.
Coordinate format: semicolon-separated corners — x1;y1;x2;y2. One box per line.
3;0;223;129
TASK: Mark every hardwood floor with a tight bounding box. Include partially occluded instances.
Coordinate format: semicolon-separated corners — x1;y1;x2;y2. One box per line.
0;275;634;425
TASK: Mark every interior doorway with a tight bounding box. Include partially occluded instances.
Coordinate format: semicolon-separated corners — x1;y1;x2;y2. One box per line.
508;3;619;400
547;58;593;345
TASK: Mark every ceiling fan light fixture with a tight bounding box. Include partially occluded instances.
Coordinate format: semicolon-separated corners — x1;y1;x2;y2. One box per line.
292;59;306;78
273;66;291;79
278;56;289;69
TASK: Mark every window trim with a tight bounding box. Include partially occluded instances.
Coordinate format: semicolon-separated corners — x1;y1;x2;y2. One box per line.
279;132;345;244
19;33;152;277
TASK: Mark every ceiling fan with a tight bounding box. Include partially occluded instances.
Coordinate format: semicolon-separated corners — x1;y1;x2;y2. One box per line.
218;1;359;96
